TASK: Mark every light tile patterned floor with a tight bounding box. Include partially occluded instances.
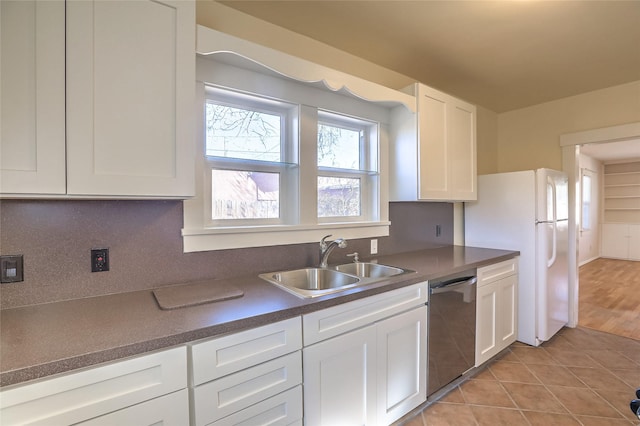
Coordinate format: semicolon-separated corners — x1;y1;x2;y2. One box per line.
400;327;640;425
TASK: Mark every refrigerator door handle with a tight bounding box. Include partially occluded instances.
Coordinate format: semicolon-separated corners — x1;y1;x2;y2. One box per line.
547;176;558;267
548;221;557;267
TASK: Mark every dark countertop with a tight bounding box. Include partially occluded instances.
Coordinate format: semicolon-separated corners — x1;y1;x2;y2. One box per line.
0;245;518;388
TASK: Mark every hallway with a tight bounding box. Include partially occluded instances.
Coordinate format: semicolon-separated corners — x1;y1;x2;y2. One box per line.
578;258;640;341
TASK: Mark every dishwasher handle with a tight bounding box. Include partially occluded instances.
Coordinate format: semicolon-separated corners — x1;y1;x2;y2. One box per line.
430;276;477;295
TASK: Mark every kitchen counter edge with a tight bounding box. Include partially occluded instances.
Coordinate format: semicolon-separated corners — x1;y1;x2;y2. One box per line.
0;245;518;388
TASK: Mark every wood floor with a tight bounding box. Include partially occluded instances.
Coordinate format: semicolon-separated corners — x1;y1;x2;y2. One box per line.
579;258;640;341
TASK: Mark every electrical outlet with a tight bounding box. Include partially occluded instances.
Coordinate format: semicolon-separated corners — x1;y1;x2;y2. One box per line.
370;239;378;255
91;248;109;272
436;225;442;237
1;255;23;283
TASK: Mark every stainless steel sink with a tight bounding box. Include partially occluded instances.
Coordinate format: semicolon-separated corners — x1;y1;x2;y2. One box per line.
334;262;405;278
260;268;360;298
259;263;414;298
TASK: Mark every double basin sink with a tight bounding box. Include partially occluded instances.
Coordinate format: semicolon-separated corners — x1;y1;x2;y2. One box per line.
259;262;414;298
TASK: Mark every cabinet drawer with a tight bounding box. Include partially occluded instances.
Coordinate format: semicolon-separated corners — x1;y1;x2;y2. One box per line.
208;386;302;426
192;352;302;426
78;389;189;426
190;317;302;385
0;346;186;426
477;257;518;287
303;282;427;346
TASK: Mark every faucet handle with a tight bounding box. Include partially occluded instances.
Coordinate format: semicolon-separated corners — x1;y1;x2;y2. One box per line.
346;252;360;262
320;234;333;248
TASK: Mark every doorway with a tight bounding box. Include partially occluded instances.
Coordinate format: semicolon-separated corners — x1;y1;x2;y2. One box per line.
561;122;640;336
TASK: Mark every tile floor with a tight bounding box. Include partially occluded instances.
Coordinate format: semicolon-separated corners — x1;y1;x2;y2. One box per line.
400;326;640;425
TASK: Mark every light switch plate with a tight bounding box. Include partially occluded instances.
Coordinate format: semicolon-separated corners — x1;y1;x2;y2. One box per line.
370;239;378;255
1;255;24;283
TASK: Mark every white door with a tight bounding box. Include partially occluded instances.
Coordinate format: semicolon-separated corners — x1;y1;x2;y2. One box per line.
377;306;426;425
536;169;569;343
303;325;377;426
475;282;498;365
65;0;194;197
601;223;630;259
0;0;66;194
497;275;518;347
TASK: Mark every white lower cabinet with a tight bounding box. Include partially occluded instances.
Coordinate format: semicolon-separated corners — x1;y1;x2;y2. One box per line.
0;347;188;426
601;223;640;261
304;323;378;426
376;307;427;425
189;317;303;426
303;283;428;426
475;258;518;366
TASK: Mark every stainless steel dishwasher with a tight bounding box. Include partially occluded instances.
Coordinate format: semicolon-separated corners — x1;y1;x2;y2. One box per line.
427;270;477;397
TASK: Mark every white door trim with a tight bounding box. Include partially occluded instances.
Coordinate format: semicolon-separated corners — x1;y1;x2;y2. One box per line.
560;121;640;328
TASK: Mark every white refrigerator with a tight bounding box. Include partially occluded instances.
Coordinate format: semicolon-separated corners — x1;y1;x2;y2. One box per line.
465;169;569;347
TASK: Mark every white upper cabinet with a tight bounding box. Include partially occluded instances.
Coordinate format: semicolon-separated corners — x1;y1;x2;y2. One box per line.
390;83;477;201
1;0;195;198
0;1;66;194
66;0;194;197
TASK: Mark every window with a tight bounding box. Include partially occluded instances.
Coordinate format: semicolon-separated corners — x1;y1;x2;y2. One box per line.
317;112;378;221
203;87;297;226
581;170;592;231
183;57;391;252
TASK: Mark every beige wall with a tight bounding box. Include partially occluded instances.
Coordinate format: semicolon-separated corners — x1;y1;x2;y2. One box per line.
497;81;640;172
197;1;501;175
196;1;413;90
476;106;499;174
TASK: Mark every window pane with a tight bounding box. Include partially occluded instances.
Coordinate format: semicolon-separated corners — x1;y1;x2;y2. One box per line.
206;103;281;162
212;169;279;220
318;123;360;169
318;177;360;217
582;174;591;230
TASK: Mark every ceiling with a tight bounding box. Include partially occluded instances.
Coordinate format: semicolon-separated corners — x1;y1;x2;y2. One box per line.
217;0;640;114
580;139;640;163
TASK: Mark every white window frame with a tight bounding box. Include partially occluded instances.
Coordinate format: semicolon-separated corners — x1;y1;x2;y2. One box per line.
204;86;299;227
182;57;390;252
317;111;379;223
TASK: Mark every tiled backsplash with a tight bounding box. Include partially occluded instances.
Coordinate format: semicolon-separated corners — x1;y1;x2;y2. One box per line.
0;200;452;309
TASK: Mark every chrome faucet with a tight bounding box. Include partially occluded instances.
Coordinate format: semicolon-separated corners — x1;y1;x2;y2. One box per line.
319;234;347;268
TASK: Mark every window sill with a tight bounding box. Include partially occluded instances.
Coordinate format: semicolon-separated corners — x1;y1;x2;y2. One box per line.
182;222;390;252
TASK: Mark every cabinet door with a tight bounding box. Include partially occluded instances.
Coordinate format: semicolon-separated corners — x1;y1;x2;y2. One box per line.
497;275;517;348
77;389;189;426
476;282;498;366
0;0;66;195
448;98;476;201
417;85;476;201
377;306;427;425
303;324;377;426
601;223;629;259
417;87;447;200
628;224;640;261
65;0;194;197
